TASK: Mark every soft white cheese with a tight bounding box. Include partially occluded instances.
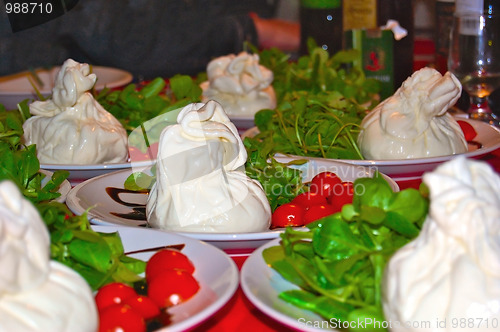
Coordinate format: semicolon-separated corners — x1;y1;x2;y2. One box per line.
22;59;128;164
382;156;500;332
200;52;276;116
146;100;271;233
357;68;468;159
0;180;98;332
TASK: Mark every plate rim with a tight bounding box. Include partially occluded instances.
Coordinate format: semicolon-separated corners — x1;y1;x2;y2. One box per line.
0;65;133;95
40;159;155;171
66;168;284;243
242;118;500;167
241;238;332;331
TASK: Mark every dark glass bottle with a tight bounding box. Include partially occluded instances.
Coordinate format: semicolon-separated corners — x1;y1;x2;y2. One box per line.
484;0;500;116
299;0;344;56
376;0;415;90
435;0;455;75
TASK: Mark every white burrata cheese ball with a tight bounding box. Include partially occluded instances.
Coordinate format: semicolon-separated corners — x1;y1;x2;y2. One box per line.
22;58;128;164
146;100;271;233
200;52;276;116
382;156;500;332
0;180;98;332
357;68;467;159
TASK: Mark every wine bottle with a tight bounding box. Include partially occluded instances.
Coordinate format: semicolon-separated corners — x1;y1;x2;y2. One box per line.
343;0;414;97
298;0;343;56
435;0;455;75
376;0;415;90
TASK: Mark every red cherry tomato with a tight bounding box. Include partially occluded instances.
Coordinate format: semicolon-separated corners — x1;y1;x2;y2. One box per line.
304;204;337;224
99;304;146;332
457;120;477;141
95;282;138;311
328;182;354;213
271;203;306;228
145;249;195;283
291;191;328;209
122;295;160;320
309;172;343;197
148;270;200;308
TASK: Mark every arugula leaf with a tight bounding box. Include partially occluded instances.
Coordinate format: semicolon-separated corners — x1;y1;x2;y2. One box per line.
96;75;202;134
246;43;381;163
38;201;146;290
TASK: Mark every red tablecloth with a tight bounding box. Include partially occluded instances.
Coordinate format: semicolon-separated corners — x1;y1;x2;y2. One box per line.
190;147;500;332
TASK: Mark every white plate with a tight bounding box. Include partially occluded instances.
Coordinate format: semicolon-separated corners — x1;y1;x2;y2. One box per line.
41;160;154;186
241;238;332;331
0;66;133;110
92;225;239;332
242;118;500;181
66;161;398;252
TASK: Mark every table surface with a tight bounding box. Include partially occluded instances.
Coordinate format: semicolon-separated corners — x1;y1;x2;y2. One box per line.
188;147;500;332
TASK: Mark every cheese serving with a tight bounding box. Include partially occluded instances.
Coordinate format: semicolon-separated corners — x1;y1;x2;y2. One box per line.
357;68;467;159
0;180;98;332
200;52;276;116
146;100;271;232
383;156;500;331
22;59;128;164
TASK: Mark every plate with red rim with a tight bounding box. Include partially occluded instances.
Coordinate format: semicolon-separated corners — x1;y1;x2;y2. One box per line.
0;66;133;110
242;118;500;181
92;225;239;332
66;160;399;253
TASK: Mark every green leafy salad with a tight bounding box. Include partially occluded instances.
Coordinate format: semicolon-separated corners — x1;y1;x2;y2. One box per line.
263;175;429;331
0;105;146;291
96;74;204;134
244;41;381;161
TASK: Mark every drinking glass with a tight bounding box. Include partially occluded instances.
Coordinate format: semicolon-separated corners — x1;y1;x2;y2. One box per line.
448;12;500;124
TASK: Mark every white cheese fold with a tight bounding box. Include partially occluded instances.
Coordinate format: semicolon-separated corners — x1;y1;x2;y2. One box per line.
22;59;128;164
146;100;271;233
383;156;500;332
200;52;276;116
357;68;467;159
0;180;98;332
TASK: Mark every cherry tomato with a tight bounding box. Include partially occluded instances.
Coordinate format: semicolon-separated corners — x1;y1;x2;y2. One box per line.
328;182;354;213
309;172;342;197
148;270;200;308
291;191;328;209
99;304;146;332
145;249;195;283
457;120;477;141
271;203;306;228
95;282;138;311
122;294;160;320
304;204;336;224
